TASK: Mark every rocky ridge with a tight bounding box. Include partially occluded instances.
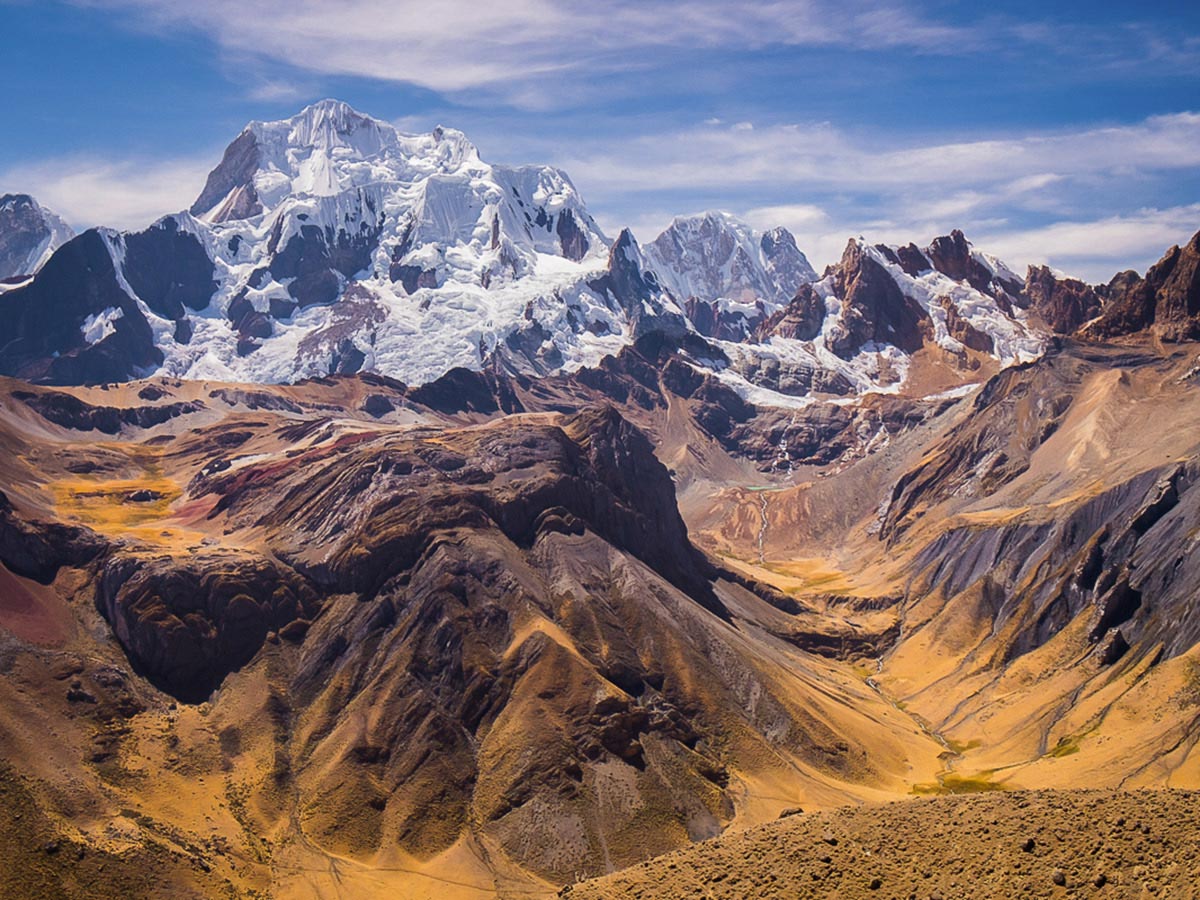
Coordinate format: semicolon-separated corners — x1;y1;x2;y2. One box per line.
0;193;73;281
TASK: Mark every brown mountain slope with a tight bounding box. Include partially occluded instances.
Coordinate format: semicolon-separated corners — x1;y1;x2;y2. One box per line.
703;337;1200;799
0;375;946;898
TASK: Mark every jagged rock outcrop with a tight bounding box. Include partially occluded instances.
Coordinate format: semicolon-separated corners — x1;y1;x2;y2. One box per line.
0;490;107;584
11;389;203;433
189;129;263;223
1025;265;1101;334
1088;229;1200;340
754;282;825;342
751;230;1039;384
926;229;1020;295
0;193;73;280
588;229;690;339
95;552;320;702
826;239;931;357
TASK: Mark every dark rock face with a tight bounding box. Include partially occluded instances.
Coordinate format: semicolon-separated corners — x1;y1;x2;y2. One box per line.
731;356;854;399
406;366;525;415
1024;265;1101;334
500;320;568;374
589;230;689;340
360;394;395;417
940;296;995;353
389;261;439;294
12;389;204;434
1089;230;1200;340
1090;269;1157;336
330;338;367;375
926;229;1001;293
684;297;767;341
1146;232;1200;338
756;283;826;343
589;229;661;315
896;243;929;278
555;209;590;262
95;551;319;702
0;194;48;277
718;393;944;468
266;192;383;308
0;490;106;584
123;216;218;319
826;240;930;357
0;194;70;279
0;230;161;384
0;217;216;382
189;129;263;222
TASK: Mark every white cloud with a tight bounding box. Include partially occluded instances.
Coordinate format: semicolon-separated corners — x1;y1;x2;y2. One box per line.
0;155;212;232
246;79;311;103
552;113;1200;279
75;0;979;102
976;205;1200;282
559;113;1200;195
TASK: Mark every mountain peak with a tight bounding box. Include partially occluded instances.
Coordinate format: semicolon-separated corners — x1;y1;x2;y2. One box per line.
645;210;816;310
190;100;487;222
296;97;362;119
279;98;383;152
0;193;75;280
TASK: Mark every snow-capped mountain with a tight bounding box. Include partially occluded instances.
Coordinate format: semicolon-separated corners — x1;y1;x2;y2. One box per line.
0;100;1046;398
644;211;816;341
173;99;638;381
0;194;74;281
704;230;1045;403
0;101;684;385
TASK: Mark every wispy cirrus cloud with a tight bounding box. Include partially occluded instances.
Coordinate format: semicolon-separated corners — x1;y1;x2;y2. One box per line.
70;0;978;104
68;0;1200;112
558;113;1200;194
0;155;212;231
976;205;1200;279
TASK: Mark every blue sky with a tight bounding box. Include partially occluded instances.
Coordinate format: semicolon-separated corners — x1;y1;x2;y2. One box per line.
1;0;1198;281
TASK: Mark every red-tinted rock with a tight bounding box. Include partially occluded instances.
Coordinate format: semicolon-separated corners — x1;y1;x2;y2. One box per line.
1024;265;1102;334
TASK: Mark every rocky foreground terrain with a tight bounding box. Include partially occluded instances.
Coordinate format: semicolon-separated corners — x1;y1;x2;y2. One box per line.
567;790;1200;899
